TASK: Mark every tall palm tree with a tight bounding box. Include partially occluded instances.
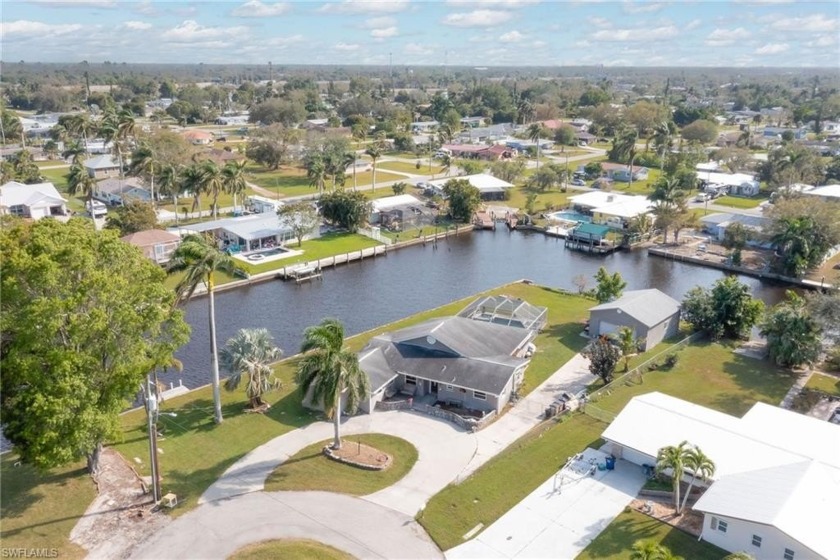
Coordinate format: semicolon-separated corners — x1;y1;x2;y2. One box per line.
305;154;327;196
679;446;715;514
629;540;665;560
220;328;283;410
1;111;25;145
129;144;158;207
67;163;97;220
365;144;383;192
295;318;370;450
771;216;815;277
652;121;672;172
342;151;358;191
441;154;452;177
222;160;248;212
168;234;239;424
158;164;182;224
199;160;224;218
527;123;546;169
182;162;206;217
610;127;639;190
66;112;96;148
656;441;691;513
62;140;86;165
649;176;687;207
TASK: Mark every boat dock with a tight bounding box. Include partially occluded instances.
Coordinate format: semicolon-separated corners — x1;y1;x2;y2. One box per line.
473;211;496;230
278;263;323;283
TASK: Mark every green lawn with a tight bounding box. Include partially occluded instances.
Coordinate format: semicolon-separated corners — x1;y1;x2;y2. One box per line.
507;185;570;213
806;372;840;397
588;340;796;417
247;163;405;197
0;455;95;559
715;195;767;209
36;160;69;169
40;167;87;212
264;434;418;495
238;233;382;275
378;160;443;175
576;509;726;560
418;414;607;551
157;188;256;214
229;539;353;560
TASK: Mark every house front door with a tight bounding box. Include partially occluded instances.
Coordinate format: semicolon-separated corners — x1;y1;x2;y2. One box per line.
430;381;439;395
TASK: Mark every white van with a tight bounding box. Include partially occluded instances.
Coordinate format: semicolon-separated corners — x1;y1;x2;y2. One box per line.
86;200;108;218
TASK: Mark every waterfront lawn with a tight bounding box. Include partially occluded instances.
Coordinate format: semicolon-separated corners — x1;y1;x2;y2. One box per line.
506;185;570;213
806;372;840;397
715;195;766;209
230;539;353;560
418;414;607;551
157;188;256;213
247;163;405;197
0;455;94;559
238;233;382;275
577;509;726;560
378;160;443;175
588;340;796;417
264;434;418;495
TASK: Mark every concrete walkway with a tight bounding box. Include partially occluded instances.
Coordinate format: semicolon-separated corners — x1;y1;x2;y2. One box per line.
780;368;814;409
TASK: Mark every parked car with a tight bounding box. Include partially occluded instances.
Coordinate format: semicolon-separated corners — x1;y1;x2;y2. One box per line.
572;178;586;186
695;193;710;202
86;200;108;218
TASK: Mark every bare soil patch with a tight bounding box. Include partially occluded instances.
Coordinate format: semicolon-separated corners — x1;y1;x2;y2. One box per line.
325;441;392;470
630;497;704;537
70;447;171;559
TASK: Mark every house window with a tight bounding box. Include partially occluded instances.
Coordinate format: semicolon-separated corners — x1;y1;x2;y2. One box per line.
717;519;728;533
405;376;417;385
784;549;795;560
473;391;487;400
751;535;761;548
446;385;453;391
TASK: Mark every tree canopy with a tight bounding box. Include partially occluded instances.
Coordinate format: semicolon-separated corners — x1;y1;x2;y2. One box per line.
0;218;189;473
582;336;622;384
681;276;764;339
760;291;822;368
278;201;321;246
442;178;481;223
319;190;370;232
104;200;158;235
594;267;627;304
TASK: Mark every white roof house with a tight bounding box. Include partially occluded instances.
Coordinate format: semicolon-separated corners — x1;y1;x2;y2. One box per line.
802;184;840;202
603;392;840;559
173;213;305;253
371;194;423;213
568;191;637;210
568;192;653;228
0;181;68;219
427;174;514;197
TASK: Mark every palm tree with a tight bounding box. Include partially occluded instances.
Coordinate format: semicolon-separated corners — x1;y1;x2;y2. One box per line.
129;144;158;207
62;140;86;165
220;328;283;410
440;154;452;177
158;164;182;224
222;160;248;212
343;151;358;191
168;234;239;424
771;216;815;277
656;441;691;513
1;111;25;145
199;160;224;218
630;540;665;560
679;446;715;514
527;123;546;169
182;162;206;217
652;121;672;171
610;127;639;190
295;318;370;450
305;154;327;196
365;144;383;192
66;112;96;149
67;163;97;220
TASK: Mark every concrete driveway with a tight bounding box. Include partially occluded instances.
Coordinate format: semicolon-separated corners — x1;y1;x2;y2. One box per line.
446;449;645;560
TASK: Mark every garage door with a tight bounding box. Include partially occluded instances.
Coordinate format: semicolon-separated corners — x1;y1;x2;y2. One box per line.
599;321;621;335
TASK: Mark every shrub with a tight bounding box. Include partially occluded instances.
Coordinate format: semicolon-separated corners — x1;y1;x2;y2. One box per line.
663;353;680;369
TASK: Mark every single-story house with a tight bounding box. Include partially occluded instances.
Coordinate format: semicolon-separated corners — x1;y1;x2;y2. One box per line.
700;212;770;245
442;144;516;161
94;177;152;205
426;173;515;201
181;129;215;145
762;126;808;140
357;315;536;414
602;392;840;560
505;139;552;152
599;163;649;183
246;195;284;214
458;123;515;144
411;121;439;133
198;148;246;166
802;184;840;203
460;116;485;128
695;168;760;197
0;181;68;219
576;131;597;145
174;212;315;253
369;194;429;229
214;114;249;126
588;289;679;350
121;229;180;265
567;191;652;229
346;159;372;174
84;154;121;179
457;295;548;332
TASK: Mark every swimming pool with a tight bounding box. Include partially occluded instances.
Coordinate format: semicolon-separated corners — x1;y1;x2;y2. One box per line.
547;211;592;223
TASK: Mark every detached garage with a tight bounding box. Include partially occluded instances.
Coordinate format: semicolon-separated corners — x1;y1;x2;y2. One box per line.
589;289;680;351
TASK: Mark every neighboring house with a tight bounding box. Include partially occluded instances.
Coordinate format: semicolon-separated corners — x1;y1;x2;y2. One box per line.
84;154;121;179
802;184;840;203
369;194;428;229
198;148;246;166
245;195;284;214
700;212;770;245
181;129;215;145
410;121;439;133
588;289;680;351
426;173;515;201
458;123;515;144
357;315;536;414
576;131;597;145
567;222;612;246
346;159;372;174
762;126;808;140
214;114;249;126
568;191;652;229
457;295;548;331
602;392;840;560
176;211;318;253
0;181;68;219
460;116;485;128
600;163;649;183
695;168;760;197
94;177;152;205
121;229;181;265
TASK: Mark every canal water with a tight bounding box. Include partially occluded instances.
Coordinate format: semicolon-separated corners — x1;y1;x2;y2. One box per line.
166;230;788;390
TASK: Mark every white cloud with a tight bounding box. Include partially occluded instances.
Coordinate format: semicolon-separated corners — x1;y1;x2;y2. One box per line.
622;1;666;14
371;26;398;38
264;34;304;47
806;35;837;47
319;0;408;14
588;16;611;28
531;39;546;47
442;9;513;27
162;20;247;43
704;27;751;47
499;30;525;42
1;20;83;36
334;42;360;51
405;42;433;55
364;16;396;28
592;25;677;42
446;0;539;6
231;1;290;17
121;20;153;30
769;14;838;32
28;0;115;6
685;19;702;30
133;1;157;16
754;42;789;55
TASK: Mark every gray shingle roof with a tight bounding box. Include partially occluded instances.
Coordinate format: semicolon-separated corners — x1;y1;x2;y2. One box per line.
589;289;680;328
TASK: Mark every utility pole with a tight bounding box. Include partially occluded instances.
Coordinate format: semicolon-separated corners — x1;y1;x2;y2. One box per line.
145;375;162;504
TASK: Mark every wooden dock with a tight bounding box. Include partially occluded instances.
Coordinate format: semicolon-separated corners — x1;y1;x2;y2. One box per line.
564;237;619;254
473;211;496;230
283;264;323;284
506;215;518;230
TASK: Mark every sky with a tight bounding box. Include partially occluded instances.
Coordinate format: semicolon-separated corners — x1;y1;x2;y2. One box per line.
1;0;839;67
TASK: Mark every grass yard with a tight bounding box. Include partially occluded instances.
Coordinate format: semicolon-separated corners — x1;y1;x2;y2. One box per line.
229;539;353;560
40;167;87;212
36;160;69;169
715;195;766;209
246;163;405;197
506;185;570;213
589;339;796;417
806;372;840;397
264;434;418;495
0;455;95;559
378;160;443;175
418;414;607;551
157;188;256;214
238;233;382;275
576;509;726;560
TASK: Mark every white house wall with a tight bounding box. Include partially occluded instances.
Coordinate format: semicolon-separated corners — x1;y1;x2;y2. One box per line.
700;513;824;560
